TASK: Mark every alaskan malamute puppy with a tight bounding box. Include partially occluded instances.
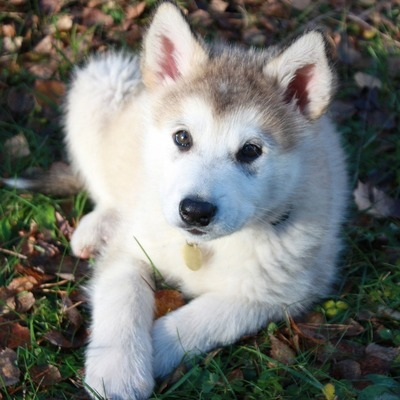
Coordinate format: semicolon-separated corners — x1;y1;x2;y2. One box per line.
63;2;348;398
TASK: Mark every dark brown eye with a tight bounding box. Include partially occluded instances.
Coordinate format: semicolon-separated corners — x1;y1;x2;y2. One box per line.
174;130;192;150
236;143;262;163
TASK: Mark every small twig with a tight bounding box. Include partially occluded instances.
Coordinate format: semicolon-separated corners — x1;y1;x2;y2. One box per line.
63;301;85;312
0;247;27;259
40;280;70;289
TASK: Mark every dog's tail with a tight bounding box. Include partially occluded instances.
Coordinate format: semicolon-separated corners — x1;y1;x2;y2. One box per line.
1;162;83;196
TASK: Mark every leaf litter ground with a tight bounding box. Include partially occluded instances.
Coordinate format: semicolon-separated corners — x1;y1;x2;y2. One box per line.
1;0;400;399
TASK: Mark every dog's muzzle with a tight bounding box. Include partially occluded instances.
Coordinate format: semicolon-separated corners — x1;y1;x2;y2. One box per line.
179;198;217;227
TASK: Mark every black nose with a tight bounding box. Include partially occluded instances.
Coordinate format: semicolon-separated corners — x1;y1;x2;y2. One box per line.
179;198;217;227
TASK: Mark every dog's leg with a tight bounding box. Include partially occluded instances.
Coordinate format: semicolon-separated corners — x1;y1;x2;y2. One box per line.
85;252;155;399
71;208;120;258
152;293;274;378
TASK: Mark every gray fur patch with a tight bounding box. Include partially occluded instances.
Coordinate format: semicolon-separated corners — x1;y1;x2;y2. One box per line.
158;47;309;150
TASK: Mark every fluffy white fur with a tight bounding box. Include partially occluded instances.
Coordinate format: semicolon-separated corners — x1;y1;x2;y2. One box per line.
64;2;347;399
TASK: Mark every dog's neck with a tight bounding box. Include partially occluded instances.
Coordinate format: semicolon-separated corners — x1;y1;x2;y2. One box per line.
182;206;292;271
270;206;292;227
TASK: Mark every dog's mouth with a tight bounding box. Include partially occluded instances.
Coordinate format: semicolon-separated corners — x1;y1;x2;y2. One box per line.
186;228;207;236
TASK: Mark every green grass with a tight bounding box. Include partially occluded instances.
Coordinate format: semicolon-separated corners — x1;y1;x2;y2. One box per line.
1;1;400;399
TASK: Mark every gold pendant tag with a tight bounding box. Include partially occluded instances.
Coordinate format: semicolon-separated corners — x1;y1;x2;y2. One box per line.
182;243;202;271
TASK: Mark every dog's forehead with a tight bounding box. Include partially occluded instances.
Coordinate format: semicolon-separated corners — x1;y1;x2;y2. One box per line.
192;55;276;113
156;52;303;149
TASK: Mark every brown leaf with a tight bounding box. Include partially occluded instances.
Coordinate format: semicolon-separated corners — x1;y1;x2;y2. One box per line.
294;320;364;343
126;2;146;19
15;291;36;313
318;339;365;363
331;359;361;380
33;35;60;55
210;0;229;13
7;88;34;114
3;133;31;159
7;276;38;293
155;290;185;319
227;368;244;382
353;180;400;219
0;348;20;387
55;211;74;241
56;14;73;31
44;328;88;349
82;8;114;27
27;60;59;79
354;72;382;89
44;330;73;348
365;343;400;362
0;287;15;315
3;37;23;53
269;334;296;365
359;355;391;376
34;80;66;107
61;294;83;331
1;24;16;37
0;318;31;349
39;0;62;14
30;364;62;385
14;263;54;285
30;254;90;280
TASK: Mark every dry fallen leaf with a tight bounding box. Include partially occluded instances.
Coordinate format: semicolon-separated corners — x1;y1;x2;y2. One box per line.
298;320;364;341
0;287;15;315
7;88;34;114
332;359;361;380
154;289;185;319
269;334;296;365
34;79;66;107
0;318;31;349
3;133;31;159
15;291;36;313
44;330;73;348
82;8;114;27
126;2;146;19
210;0;229;13
354;72;382;89
7;276;38;293
30;364;62;385
56;14;73;31
61;293;83;332
0;348;20;387
365;343;400;362
354;180;400;219
39;0;62;14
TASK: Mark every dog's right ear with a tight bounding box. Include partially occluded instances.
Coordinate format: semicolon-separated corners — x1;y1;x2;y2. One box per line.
141;2;208;89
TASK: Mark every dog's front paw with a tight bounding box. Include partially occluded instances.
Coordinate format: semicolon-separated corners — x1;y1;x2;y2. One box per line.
71;209;119;258
152;314;198;378
85;347;154;400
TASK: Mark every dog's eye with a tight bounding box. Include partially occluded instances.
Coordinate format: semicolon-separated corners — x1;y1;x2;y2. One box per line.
236;143;262;163
174;130;192;150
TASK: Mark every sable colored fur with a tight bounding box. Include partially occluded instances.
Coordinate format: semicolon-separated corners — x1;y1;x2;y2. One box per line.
63;2;348;398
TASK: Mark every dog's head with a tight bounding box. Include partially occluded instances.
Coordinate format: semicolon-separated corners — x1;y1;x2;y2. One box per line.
141;2;335;242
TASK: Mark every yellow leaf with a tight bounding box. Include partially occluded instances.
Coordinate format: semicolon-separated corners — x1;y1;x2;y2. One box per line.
323;383;336;400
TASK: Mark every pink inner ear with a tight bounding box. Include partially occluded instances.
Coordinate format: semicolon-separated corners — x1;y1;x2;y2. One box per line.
159;36;180;81
284;64;315;114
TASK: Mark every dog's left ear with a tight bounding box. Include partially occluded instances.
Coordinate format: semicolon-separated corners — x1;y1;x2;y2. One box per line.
141;2;208;88
264;31;335;120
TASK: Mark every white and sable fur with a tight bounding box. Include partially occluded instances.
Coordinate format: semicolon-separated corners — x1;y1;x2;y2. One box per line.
64;2;347;399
